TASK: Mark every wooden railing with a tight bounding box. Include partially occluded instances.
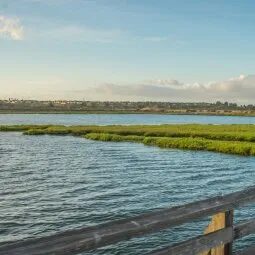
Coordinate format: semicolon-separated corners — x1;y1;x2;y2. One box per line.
1;186;255;255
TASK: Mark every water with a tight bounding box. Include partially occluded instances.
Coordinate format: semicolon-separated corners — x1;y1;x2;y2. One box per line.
1;113;255;125
0;114;255;254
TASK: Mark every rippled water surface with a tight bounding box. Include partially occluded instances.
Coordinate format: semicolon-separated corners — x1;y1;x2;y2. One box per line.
1;114;255;254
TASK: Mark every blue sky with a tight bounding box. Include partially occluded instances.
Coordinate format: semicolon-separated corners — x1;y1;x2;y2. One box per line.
1;0;255;102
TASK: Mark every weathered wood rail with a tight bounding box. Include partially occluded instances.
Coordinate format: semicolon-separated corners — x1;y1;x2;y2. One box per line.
1;186;255;255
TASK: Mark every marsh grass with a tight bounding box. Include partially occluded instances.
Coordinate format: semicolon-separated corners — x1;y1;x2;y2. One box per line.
0;125;51;132
144;137;255;156
84;133;145;142
2;124;255;156
23;126;71;135
85;133;255;156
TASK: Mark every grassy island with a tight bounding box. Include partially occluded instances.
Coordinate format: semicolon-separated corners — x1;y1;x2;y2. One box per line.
1;124;255;156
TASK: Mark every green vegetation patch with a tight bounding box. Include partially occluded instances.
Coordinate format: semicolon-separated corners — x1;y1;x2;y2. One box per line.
2;123;255;156
84;133;144;142
0;124;50;132
23;126;71;135
143;137;255;156
85;134;255;156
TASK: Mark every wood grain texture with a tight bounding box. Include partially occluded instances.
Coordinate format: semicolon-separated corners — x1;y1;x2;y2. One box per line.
201;212;226;255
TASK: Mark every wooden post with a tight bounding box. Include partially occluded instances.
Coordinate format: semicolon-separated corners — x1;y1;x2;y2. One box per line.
200;210;233;255
224;210;233;255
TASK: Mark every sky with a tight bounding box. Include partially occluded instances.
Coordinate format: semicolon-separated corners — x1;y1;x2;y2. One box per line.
0;0;255;103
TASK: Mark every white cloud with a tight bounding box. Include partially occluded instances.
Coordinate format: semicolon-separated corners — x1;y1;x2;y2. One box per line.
145;79;184;87
207;75;255;91
37;26;175;44
2;75;255;103
18;16;172;44
36;25;122;43
0;16;24;40
82;75;255;103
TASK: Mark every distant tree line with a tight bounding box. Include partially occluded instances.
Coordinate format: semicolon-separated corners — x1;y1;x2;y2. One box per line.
1;99;255;113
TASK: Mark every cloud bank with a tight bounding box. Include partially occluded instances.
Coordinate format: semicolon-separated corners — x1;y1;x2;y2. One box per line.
0;16;24;40
84;75;255;103
2;75;255;103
